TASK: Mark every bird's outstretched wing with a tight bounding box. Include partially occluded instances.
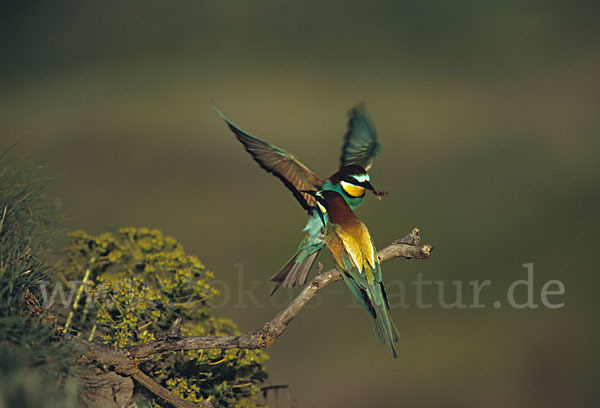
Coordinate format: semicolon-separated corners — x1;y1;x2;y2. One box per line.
340;103;382;171
215;105;325;212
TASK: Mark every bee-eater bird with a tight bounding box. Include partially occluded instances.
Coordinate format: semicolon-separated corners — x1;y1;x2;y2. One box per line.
215;103;386;293
305;189;400;358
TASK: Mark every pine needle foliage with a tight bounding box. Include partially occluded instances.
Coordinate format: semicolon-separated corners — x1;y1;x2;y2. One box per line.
60;227;269;408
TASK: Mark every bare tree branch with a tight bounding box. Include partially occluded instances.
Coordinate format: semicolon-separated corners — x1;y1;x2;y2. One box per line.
77;338;211;408
128;228;432;358
132;369;211;408
78;228;432;408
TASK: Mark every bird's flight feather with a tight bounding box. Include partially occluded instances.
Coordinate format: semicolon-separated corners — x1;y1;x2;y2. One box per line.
215;105;324;212
340;102;382;171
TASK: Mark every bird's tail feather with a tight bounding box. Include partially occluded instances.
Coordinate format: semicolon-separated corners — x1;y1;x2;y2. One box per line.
371;284;400;358
372;302;400;358
269;250;320;295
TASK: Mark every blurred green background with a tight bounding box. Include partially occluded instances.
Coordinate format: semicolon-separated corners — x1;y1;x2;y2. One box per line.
1;1;598;407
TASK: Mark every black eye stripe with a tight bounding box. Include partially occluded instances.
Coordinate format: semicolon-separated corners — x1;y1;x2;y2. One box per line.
342;179;360;187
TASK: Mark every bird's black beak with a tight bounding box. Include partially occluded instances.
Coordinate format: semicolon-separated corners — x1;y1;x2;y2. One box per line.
360;181;388;200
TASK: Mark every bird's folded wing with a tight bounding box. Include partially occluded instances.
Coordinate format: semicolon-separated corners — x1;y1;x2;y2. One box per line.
336;224;378;281
336;227;365;275
359;224;377;270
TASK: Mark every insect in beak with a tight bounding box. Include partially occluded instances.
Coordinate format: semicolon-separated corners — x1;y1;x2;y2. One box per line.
361;181;388;200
